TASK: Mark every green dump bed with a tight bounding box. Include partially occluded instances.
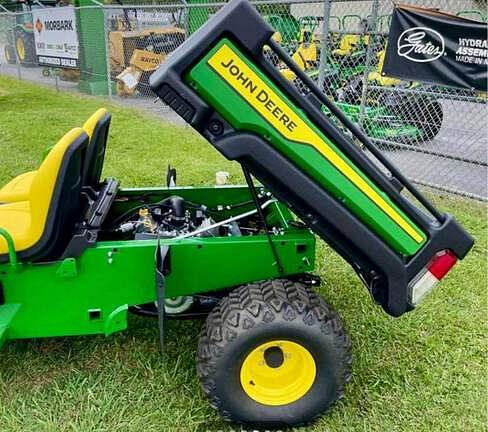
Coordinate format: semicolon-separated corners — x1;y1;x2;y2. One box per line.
150;0;473;316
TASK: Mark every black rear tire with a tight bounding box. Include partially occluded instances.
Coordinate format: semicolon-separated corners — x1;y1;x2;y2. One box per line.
396;97;443;145
15;30;37;66
197;279;352;429
417;99;443;143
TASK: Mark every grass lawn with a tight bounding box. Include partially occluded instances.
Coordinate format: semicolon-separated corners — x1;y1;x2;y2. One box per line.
0;76;486;432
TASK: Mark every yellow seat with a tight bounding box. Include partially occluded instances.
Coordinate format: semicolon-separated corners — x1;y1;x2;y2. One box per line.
333;34;360;57
0;108;110;203
280;51;306;82
332;34;369;57
0;171;36;203
280;43;317;82
0;128;88;261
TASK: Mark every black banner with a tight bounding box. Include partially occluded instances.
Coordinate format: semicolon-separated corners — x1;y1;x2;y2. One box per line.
383;4;488;91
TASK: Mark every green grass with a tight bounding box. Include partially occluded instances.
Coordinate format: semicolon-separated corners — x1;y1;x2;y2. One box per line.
0;76;486;432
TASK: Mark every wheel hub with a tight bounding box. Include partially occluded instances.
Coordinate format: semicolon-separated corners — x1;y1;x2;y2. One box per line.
240;340;316;406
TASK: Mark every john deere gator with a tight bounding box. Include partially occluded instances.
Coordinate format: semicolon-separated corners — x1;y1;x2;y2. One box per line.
0;0;473;428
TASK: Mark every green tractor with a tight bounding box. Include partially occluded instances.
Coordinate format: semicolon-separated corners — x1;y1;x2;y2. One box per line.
331;75;444;146
0;1;473;429
274;14;373;97
3;0;56;66
278;42;442;147
310;14;392;96
4;16;36;66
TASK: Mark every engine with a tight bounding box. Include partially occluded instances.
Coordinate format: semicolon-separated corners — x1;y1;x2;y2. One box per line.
116;195;230;239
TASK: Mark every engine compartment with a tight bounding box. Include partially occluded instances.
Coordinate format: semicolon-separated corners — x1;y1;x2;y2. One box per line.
102;186;297;243
94;185;316;317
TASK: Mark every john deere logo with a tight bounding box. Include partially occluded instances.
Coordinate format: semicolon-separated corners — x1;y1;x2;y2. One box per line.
397;27;445;63
35;18;43;34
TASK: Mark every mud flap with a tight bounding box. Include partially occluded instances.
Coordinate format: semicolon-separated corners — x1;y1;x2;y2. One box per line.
155;242;170;352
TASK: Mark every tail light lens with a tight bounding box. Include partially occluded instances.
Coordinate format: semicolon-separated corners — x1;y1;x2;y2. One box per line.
409;250;458;306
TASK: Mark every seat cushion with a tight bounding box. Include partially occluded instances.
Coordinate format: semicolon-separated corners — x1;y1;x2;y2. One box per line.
0;201;32;254
0;171;36;203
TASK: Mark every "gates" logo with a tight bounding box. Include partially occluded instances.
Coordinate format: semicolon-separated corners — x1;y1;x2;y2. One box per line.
397;27;445;63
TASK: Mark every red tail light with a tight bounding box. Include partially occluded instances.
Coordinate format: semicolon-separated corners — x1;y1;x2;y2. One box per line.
409;250;458;306
428;250;458;280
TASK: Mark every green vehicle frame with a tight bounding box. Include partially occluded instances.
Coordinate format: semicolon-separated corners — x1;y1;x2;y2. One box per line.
0;185;316;345
336;102;424;144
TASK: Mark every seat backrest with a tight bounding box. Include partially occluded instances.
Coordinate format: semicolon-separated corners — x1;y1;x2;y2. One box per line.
376;49;386;72
82;108;111;189
340;34;359;52
25;128;88;261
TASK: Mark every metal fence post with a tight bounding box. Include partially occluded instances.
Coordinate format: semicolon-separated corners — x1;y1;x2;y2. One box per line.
102;6;113;99
9;13;22;80
317;0;332;91
181;0;190;39
0;5;21;80
358;0;380;128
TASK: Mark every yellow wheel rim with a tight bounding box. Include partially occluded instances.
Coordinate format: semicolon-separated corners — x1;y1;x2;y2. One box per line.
240;340;316;406
16;38;25;61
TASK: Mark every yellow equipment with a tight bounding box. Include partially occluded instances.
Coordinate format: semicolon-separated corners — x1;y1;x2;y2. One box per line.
280;29;318;82
109;27;184;73
332;34;369;57
108;26;185;96
116;49;167;96
368;48;401;87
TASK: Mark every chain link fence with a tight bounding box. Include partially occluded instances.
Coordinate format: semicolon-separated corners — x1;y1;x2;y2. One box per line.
0;0;486;200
